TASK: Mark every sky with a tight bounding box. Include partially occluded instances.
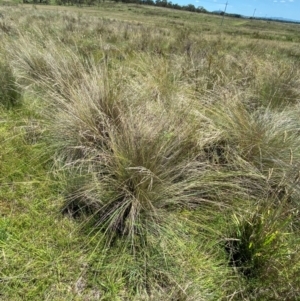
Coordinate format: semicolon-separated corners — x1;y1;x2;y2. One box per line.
175;0;300;20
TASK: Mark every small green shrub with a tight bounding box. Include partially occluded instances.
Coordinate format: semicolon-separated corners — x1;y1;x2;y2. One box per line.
225;206;288;278
224;203;300;300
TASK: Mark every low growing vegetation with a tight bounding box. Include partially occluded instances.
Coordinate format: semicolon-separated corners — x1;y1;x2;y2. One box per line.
0;3;300;300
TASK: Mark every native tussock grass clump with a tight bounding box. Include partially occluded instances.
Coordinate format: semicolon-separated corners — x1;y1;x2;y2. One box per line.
8;30;242;231
1;5;300;300
7;31;245;299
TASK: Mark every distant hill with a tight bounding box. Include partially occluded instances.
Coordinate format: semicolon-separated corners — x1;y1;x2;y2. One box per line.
211;10;300;24
212;10;223;15
254;16;300;24
267;17;300;23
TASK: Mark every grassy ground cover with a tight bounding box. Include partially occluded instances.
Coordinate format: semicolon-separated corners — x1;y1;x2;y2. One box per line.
0;3;300;300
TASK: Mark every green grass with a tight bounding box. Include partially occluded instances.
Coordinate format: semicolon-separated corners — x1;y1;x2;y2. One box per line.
0;3;299;300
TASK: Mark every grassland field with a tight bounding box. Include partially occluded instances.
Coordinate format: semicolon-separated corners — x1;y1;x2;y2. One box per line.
0;1;300;300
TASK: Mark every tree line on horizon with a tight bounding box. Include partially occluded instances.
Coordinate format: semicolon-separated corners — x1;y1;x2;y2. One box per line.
23;0;209;14
131;0;208;14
